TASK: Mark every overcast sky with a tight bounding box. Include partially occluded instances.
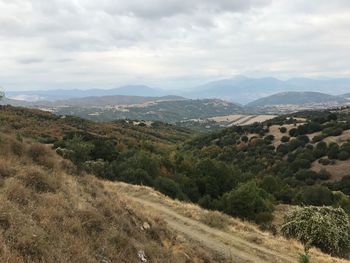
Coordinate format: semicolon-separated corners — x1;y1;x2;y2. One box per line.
1;0;350;91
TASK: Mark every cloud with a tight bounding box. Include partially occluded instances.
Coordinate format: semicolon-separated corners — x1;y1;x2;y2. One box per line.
0;0;349;91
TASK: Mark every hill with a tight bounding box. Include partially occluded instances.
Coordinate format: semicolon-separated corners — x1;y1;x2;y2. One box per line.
36;98;244;123
0;115;347;262
38;95;185;107
247;91;346;107
0;132;219;262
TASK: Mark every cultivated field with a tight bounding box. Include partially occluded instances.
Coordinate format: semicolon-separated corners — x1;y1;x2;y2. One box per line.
209;114;277;126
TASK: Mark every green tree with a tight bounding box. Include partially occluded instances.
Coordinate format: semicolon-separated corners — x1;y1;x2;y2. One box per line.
222;181;273;222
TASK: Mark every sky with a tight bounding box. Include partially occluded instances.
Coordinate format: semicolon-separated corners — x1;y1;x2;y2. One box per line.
0;0;350;91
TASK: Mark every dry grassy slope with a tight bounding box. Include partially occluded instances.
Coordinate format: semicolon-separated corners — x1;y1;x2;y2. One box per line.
110;183;350;263
0;133;218;263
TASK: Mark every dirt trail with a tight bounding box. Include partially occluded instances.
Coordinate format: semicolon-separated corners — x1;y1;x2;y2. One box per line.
126;195;295;263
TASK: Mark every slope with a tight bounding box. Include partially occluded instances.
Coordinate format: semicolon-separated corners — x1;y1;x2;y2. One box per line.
247;91;345;107
0;132;218;262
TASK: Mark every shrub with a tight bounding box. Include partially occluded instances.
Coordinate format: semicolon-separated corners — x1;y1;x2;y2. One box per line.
312;135;324;143
21;168;60;193
279;127;287;133
0;160;16;178
27;143;55;169
338;151;349;161
318;169;331;180
281;206;350;257
200;211;228;229
281;136;290;143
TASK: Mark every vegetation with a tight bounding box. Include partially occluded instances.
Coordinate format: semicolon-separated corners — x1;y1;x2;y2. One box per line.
0;131;218;262
281;206;350;257
1;105;350;259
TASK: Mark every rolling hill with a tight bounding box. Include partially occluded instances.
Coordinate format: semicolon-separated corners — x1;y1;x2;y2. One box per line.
247;91;346;107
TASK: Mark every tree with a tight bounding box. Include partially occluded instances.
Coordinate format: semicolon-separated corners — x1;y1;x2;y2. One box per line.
281;136;290;143
222;181;273;222
338;151;349;161
260;175;279;194
0;90;4;101
281;206;350;257
279;127;287;133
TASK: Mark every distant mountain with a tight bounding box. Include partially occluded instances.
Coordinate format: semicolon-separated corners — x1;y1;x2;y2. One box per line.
186;76;350;104
6;85;168;101
186;76;289;104
5;76;350;104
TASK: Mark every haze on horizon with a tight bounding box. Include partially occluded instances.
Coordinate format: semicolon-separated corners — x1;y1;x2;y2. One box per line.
0;0;350;91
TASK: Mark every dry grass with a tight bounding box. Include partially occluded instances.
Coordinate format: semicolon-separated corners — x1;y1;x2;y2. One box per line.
311;160;350;181
0;133;219;263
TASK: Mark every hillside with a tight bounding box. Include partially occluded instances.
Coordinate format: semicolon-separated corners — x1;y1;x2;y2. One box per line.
1;105;350;261
37;95;185;107
247;91;348;113
0;130;346;262
46;98;244;123
247;91;343;106
0;132;219;262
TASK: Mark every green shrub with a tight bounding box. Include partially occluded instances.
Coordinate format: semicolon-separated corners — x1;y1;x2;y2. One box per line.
281;206;350;257
338;151;349;161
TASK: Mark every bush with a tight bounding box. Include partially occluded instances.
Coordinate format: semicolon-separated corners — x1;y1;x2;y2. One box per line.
312;135;324;143
281;206;350;257
281;136;290;143
338;151;349;161
21;168;61;193
27;143;55;169
279;127;287;133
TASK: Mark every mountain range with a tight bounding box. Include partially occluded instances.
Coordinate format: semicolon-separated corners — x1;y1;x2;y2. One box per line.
4;76;350;104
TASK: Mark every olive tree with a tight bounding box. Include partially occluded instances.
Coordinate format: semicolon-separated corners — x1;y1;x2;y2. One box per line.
281;206;350;257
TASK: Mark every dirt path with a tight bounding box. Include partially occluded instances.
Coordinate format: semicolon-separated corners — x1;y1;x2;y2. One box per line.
126;195;296;263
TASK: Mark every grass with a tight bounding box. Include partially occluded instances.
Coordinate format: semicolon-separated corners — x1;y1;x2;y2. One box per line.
0;132;218;263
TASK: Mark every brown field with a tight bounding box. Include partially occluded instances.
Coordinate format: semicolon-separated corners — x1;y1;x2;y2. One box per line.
209;114;277;126
311;160;350;181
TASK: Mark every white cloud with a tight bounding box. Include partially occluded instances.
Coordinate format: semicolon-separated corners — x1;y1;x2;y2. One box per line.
0;0;349;90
